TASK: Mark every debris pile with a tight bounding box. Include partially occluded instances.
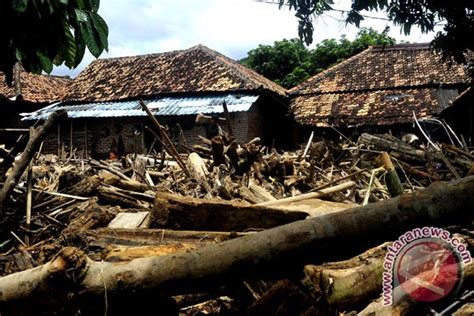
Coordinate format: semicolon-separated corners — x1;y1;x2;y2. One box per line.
0;111;473;315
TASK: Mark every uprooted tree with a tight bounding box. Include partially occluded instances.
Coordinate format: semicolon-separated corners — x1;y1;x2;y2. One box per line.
0;0;109;85
0;176;472;313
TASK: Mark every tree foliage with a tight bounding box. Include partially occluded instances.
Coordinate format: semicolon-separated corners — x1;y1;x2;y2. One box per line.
0;0;109;85
241;27;395;88
279;0;473;64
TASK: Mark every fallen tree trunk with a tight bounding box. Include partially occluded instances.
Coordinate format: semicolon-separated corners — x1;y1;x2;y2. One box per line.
88;228;251;247
0;176;473;309
0;110;67;213
303;242;389;307
152;191;309;231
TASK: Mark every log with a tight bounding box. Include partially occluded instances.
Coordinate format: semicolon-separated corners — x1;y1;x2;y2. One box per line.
100;170;149;192
359;133;471;168
91;159;132;181
249;181;276;203
0;176;473;309
257;181;356;207
88;228;251;247
303;242;388;306
140;100;191;177
186;152;212;193
358;259;474;315
211;136;225;166
104;244;206;262
152;191;308;231
0;110;67;213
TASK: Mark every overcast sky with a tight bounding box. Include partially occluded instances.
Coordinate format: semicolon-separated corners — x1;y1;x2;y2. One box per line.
52;0;442;77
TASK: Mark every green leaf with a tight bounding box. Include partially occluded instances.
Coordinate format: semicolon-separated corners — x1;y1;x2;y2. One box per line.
12;0;29;12
74;28;86;67
89;0;100;12
89;12;108;50
36;51;53;73
60;26;77;68
15;49;26;61
74;8;88;23
81;18;101;57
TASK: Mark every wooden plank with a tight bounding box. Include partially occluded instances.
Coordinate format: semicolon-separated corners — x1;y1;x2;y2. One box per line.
108;212;151;229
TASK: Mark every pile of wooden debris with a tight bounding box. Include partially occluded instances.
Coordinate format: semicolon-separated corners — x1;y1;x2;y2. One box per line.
0;110;473;315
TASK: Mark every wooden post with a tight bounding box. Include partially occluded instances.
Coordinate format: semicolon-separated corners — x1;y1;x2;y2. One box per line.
84;120;88;159
139;100;190;177
222;100;234;137
57;123;61;158
69;120;73;158
25;129;33;246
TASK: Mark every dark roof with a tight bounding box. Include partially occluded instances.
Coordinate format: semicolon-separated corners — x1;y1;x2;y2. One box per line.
289;43;471;127
66;45;287;102
292;88;457;127
0;71;71;103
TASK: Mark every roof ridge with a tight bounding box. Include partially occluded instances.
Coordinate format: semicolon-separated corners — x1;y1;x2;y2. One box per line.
289;46;374;94
86;45;207;63
371;42;431;51
195;45;287;95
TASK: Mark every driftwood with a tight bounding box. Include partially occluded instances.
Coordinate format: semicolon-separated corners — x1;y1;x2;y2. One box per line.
257;181;355;207
359;133;471;168
186;153;211;193
152;191;308;231
88;228;251;247
0;110;67;213
0;176;472;310
303;242;389;307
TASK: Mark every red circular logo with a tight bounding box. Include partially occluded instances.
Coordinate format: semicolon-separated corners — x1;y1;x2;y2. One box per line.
395;239;461;302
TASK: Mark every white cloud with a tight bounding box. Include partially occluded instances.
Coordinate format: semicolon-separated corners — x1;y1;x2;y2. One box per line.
52;0;441;77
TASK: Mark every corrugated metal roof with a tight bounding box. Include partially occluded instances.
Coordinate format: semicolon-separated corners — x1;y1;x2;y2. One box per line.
21;94;258;121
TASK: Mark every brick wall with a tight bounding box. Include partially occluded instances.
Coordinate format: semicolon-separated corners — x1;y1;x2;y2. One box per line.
160;108;256;148
38;104;266;157
41;117;146;158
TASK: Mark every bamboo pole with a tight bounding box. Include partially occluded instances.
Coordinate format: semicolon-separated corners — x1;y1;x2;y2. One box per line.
379;152;404;197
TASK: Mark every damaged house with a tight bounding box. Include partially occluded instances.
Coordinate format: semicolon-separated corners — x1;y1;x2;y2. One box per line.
23;45;290;158
0;70;70;146
290;43;472;144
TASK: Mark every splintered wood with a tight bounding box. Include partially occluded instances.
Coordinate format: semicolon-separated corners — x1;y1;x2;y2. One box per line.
0;130;473;315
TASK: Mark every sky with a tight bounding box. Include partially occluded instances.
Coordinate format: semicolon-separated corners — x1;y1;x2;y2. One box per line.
52;0;442;77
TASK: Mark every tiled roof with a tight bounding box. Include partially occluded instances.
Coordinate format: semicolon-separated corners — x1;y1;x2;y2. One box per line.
0;71;71;103
291;88;455;127
66;45;287;102
290;43;471;126
290;43;470;95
